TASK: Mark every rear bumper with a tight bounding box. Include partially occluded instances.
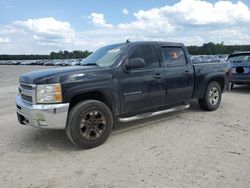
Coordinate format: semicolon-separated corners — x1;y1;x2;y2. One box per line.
16;95;69;129
231;80;250;84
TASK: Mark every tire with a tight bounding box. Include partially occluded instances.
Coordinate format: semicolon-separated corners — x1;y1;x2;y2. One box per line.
198;82;222;111
66;100;113;149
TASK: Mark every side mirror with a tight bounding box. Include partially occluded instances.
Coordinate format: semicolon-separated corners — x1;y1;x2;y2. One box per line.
125;58;145;70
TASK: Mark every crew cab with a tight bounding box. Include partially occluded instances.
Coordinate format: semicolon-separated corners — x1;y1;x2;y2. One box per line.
16;41;230;149
227;51;250;89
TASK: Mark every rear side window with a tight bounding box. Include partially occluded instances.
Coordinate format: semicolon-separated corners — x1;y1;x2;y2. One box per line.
228;54;250;64
161;47;187;67
129;45;160;69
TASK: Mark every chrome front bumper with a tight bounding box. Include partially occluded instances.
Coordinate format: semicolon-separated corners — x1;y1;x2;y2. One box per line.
16;95;69;129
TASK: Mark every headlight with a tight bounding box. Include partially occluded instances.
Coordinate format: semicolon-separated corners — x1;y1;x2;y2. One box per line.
36;84;62;103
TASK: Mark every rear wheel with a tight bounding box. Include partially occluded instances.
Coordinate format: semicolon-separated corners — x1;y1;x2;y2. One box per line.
66;100;113;149
198;82;222;111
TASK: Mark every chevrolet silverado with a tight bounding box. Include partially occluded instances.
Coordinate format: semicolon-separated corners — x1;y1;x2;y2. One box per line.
16;41;230;148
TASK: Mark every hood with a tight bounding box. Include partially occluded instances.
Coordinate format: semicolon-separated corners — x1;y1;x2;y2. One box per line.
19;66;113;84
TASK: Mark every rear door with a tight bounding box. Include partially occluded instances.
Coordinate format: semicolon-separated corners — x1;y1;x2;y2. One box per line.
117;44;166;115
160;46;194;105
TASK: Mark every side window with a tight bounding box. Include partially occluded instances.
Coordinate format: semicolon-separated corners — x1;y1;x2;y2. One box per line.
129;45;160;69
161;47;187;67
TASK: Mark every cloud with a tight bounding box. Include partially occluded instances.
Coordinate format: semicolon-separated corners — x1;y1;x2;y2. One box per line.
0;17;75;54
122;8;129;15
153;0;250;25
85;0;250;46
0;37;10;44
89;13;114;28
1;0;250;54
118;8;175;34
120;0;250;30
13;17;74;45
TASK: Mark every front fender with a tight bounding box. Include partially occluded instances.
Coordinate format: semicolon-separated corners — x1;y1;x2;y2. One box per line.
62;81;120;115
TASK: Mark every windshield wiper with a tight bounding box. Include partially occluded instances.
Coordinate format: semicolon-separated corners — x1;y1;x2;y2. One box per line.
82;63;99;66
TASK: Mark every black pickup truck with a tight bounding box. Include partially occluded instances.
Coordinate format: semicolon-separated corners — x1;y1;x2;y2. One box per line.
16;41;230;148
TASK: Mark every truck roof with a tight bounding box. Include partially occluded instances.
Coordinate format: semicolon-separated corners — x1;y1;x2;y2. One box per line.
126;41;185;47
230;51;250;56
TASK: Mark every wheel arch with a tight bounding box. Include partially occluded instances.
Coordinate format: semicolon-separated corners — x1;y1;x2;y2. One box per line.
199;76;225;98
68;89;118;116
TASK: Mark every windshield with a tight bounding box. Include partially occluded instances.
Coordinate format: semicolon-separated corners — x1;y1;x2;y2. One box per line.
228;54;250;63
81;44;124;67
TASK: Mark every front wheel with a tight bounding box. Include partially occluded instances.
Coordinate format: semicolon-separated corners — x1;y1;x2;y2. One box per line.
66;100;113;149
198;82;222;111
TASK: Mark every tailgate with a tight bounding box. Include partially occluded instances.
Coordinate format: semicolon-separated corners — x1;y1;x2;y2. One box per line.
231;63;250;81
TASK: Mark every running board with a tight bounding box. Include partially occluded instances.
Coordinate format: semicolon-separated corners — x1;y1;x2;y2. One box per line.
118;103;190;123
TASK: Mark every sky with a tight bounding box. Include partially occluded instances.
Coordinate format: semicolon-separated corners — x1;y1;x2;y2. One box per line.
1;0;250;54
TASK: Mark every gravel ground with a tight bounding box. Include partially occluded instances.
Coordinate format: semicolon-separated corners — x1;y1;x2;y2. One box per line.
0;65;249;188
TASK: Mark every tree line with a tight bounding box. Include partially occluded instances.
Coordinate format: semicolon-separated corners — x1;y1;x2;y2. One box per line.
187;42;250;55
0;50;92;60
1;42;250;60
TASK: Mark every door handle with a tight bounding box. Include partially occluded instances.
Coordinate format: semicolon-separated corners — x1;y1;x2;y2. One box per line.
183;71;190;75
153;73;162;79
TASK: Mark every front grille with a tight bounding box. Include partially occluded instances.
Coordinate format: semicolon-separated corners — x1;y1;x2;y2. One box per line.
20;83;32;90
19;83;35;104
21;94;32;103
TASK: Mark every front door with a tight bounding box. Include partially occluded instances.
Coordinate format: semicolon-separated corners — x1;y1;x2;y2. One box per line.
117;44;166;116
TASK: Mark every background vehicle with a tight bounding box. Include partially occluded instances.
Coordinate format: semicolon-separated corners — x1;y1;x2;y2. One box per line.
43;60;54;66
227;51;250;89
16;41;230;149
